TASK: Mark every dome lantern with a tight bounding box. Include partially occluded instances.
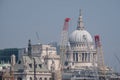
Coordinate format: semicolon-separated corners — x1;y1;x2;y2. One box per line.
77;9;84;30
69;10;93;43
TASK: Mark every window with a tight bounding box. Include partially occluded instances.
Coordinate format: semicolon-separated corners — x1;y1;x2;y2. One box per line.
85;53;87;62
29;64;32;68
18;60;21;64
17;77;22;80
82;53;84;62
30;77;32;80
39;78;42;80
2;66;6;69
73;53;75;61
39;64;42;68
44;78;47;80
79;54;81;62
76;53;78;62
49;78;52;80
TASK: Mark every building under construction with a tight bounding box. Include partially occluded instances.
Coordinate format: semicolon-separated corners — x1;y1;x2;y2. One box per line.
60;10;120;80
1;10;120;80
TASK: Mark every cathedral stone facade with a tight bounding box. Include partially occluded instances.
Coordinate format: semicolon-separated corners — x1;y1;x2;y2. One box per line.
66;11;97;69
62;11;99;80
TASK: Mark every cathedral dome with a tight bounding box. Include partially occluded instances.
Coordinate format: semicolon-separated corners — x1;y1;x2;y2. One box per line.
69;29;93;43
69;10;93;43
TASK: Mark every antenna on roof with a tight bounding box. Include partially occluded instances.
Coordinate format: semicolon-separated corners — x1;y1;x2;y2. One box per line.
36;32;41;44
79;9;82;16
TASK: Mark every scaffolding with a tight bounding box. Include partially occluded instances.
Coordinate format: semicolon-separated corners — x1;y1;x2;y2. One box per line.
60;18;70;68
95;35;106;79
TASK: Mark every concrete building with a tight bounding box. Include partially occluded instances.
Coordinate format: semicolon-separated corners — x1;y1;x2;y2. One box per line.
12;40;61;80
21;43;61;71
13;40;52;80
13;56;52;80
19;44;60;63
31;43;61;80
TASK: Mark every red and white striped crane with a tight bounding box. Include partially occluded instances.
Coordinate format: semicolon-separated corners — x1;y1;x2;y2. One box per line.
60;18;70;68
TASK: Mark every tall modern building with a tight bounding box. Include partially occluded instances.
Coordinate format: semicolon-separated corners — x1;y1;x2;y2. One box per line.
0;48;19;64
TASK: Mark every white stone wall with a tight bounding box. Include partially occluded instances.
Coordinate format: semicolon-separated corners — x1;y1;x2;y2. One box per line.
14;72;52;80
46;57;60;71
32;44;61;71
69;42;97;68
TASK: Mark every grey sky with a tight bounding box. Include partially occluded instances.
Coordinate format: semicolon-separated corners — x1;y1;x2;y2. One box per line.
0;0;120;72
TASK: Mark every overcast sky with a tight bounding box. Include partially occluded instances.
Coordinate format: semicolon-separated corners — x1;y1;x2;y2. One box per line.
0;0;120;72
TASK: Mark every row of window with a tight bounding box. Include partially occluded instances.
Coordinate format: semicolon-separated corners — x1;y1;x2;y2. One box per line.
29;64;42;68
71;42;93;47
73;53;94;62
29;77;52;80
32;48;56;52
16;77;52;80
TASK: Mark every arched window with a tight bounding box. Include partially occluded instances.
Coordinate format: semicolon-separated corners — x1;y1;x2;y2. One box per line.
44;78;47;80
17;77;22;80
30;77;32;80
39;77;42;80
49;78;52;80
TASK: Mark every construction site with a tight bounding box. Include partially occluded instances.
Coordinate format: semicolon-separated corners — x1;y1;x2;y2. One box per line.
0;11;120;80
59;10;120;80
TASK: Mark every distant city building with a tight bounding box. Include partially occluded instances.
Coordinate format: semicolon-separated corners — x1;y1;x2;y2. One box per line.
0;11;120;80
11;40;61;80
48;42;58;48
0;48;19;64
61;11;120;80
12;40;52;80
0;63;11;71
48;42;60;55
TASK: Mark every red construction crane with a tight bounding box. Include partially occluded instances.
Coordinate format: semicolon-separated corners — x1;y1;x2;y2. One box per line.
94;35;105;67
63;18;70;31
94;35;106;79
60;18;70;68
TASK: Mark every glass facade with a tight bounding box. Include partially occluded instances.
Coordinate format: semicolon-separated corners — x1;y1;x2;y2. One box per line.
0;48;19;64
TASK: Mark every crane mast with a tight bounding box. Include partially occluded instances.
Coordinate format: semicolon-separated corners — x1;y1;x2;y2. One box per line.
94;35;106;79
83;35;99;80
60;18;70;68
